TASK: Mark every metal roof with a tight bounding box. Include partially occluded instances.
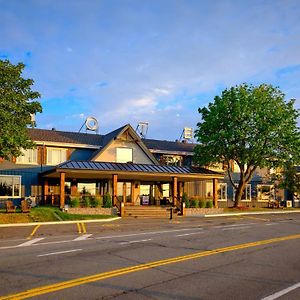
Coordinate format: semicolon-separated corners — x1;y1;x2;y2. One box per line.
56;160;221;176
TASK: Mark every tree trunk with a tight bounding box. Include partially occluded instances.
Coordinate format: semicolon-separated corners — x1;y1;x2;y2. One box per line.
234;181;246;207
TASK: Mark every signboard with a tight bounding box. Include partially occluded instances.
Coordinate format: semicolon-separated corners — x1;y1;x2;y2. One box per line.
142;195;149;205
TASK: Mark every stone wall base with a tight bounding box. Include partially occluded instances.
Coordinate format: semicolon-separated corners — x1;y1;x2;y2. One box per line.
67;207;117;215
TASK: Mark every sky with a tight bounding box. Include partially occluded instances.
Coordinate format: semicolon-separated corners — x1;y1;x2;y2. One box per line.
1;0;300;141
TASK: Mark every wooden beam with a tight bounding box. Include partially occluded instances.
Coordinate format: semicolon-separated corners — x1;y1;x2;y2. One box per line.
213;178;218;208
60;172;65;208
44;179;49;205
71;179;77;196
173;177;178;207
112;174;118;206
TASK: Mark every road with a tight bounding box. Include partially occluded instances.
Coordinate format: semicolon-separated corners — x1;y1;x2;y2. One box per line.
0;213;299;299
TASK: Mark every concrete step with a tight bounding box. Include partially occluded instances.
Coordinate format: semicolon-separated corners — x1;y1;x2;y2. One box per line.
123;206;176;218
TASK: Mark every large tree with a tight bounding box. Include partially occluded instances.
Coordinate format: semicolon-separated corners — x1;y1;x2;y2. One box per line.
194;83;300;206
0;59;42;160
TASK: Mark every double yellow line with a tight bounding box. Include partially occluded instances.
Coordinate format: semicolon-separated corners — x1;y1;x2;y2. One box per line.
1;233;300;299
27;225;40;240
76;222;86;234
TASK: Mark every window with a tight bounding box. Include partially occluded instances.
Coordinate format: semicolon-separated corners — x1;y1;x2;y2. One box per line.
257;185;275;201
116;148;133;163
47;148;67;165
0;175;21;198
16;149;38;164
206;182;213;198
218;183;227;201
233;184;252;201
78;183;96;195
162;184;170;198
161;155;182;166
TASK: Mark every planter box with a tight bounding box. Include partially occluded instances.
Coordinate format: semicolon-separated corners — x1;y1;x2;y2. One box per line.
67;207;117;216
185;208;224;216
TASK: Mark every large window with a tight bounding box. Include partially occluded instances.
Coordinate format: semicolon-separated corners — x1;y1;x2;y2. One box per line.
16;149;37;164
47;148;67;165
78;183;96;195
0;175;21;198
206;182;213;198
116;148;133;163
257;185;275;201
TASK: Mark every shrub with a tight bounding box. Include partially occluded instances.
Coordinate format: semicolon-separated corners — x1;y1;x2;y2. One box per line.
93;196;103;208
206;200;213;208
103;193;112;208
82;196;91;207
190;199;197;208
182;192;190;208
70;197;80;208
194;200;199;208
199;200;206;208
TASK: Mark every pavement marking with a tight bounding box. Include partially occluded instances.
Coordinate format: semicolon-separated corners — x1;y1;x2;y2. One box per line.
81;222;87;234
222;226;250;231
215;223;256;229
76;223;82;234
18;238;45;247
37;249;82;257
27;225;41;240
265;223;278;226
119;239;152;245
73;234;93;241
242;216;270;222
1;233;300;300
176;231;204;237
95;227;204;240
261;282;300;300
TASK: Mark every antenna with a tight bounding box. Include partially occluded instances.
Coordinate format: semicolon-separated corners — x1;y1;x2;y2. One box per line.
79;116;99;133
135;122;149;139
179;127;193;142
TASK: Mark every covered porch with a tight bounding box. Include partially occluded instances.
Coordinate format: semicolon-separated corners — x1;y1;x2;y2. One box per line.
41;161;223;215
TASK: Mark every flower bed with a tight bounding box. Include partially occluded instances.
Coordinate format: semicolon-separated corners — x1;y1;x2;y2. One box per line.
67;207;118;215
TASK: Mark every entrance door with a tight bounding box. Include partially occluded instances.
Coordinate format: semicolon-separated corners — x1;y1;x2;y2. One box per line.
117;182;132;205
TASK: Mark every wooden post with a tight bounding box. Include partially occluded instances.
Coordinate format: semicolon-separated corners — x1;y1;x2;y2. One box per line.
44;179;49;205
112;174;118;206
71;179;77;196
122;182;126;203
173;177;178;207
60;172;65;208
213;178;218;208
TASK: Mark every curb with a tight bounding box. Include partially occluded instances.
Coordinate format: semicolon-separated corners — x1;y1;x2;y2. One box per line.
0;217;121;228
204;210;300;218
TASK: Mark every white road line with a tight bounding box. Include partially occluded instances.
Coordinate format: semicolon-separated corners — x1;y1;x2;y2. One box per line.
96;228;203;240
73;234;93;241
215;223;256;229
222;226;250;231
265;223;278;226
18;238;45;247
176;231;204;237
119;239;152;245
261;282;300;300
37;249;82;257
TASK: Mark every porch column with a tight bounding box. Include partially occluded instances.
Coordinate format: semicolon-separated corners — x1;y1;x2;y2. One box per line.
44;179;49;205
71;179;77;196
213;178;218;208
112;174;118;206
122;182;126;203
60;172;65;208
172;177;178;207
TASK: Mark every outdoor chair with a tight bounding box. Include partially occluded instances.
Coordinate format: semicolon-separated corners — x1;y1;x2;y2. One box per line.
21;200;31;213
6;201;16;213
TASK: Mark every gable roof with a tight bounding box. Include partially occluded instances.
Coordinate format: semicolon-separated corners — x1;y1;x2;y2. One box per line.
89;124;159;164
27;128;103;147
143;138;196;154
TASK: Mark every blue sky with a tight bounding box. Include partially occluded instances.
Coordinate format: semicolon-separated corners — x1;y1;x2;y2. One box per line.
1;0;300;140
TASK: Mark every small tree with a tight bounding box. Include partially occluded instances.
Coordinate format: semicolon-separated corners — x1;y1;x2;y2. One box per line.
103;192;112;208
0;60;42;159
194;83;300;207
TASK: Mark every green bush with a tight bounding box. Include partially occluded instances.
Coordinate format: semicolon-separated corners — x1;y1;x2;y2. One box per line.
199;200;206;208
82;196;91;207
182;192;190;208
190;199;197;208
70;197;80;208
93;196;103;208
206;200;213;208
103;193;112;208
194;200;199;208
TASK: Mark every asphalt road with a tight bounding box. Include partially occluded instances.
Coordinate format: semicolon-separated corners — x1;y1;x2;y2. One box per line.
0;214;299;300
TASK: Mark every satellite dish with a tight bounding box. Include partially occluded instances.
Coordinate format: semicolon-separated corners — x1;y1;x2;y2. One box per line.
85;117;99;131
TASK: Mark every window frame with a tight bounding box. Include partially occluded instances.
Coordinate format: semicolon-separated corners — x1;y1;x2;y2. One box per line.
0;175;21;198
46;147;67;165
116;147;133;163
16;148;38;165
218;183;227;201
257;184;275;202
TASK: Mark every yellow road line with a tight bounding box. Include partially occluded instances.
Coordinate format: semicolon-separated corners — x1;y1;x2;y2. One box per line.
27;225;40;240
81;222;87;234
1;233;300;300
76;223;81;234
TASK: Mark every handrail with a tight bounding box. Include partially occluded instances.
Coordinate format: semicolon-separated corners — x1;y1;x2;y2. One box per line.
114;195;122;213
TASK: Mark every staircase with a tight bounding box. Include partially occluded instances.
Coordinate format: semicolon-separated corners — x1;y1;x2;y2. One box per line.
123;205;174;218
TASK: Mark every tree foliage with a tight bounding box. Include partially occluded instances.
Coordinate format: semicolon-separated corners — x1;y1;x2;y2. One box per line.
0;60;42;160
194;83;300;206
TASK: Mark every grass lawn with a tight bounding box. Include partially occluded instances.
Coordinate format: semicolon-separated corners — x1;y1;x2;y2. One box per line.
0;206;116;224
